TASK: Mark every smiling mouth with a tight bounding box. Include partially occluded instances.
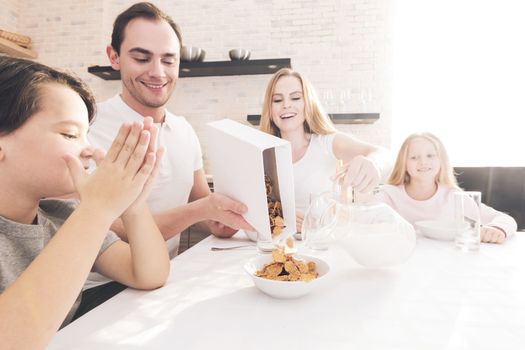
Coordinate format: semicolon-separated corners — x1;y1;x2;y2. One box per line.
141;82;167;90
280;113;296;119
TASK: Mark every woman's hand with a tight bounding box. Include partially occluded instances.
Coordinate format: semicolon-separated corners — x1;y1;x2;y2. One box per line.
64;121;157;221
296;211;304;233
333;155;381;193
481;226;505;244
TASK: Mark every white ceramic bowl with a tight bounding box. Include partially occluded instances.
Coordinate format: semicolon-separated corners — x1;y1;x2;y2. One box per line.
244;254;329;299
415;220;469;241
181;46;205;62
229;48;251;61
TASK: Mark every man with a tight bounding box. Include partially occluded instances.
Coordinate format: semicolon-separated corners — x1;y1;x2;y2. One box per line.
88;2;253;258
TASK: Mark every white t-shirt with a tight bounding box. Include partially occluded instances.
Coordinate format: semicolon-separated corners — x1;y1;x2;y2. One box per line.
374;184;517;237
293;133;337;214
89;95;203;255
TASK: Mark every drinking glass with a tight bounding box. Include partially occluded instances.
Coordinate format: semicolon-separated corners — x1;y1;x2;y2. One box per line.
302;192;338;250
454;191;481;252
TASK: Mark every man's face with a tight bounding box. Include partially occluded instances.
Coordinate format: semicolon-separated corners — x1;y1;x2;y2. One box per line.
108;18;181;110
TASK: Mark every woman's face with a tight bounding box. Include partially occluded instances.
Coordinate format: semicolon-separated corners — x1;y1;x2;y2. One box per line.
406;137;441;183
0;83;93;199
270;75;306;135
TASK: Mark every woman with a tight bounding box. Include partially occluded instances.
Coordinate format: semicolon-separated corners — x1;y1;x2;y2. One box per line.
259;68;391;231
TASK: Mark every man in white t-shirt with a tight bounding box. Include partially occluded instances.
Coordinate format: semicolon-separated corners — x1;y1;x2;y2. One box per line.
88;3;253;260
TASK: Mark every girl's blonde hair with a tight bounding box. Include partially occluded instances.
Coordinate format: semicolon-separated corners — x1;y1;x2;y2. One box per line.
259;68;336;137
388;132;459;188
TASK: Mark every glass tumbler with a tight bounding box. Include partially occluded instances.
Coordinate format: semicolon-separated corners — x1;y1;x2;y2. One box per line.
302;192;338;250
454;191;481;253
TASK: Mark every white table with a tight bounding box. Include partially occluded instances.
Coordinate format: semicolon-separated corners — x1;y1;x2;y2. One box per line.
49;232;525;350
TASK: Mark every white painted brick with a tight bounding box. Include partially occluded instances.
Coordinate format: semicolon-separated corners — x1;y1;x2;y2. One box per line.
4;0;392;171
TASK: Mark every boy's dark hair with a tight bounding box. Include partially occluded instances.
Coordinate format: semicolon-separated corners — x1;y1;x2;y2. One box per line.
0;56;96;135
111;2;183;55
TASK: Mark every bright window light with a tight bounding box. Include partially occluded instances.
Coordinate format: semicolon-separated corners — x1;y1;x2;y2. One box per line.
392;0;525;166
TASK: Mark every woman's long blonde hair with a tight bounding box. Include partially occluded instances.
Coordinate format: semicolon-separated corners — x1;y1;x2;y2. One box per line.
388;132;459;188
259;68;336;137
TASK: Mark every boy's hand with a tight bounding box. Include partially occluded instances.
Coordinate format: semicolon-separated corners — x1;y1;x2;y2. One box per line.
64;121;156;220
121;117;165;218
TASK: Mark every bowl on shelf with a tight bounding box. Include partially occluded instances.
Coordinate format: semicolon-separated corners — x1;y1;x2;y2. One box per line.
229;48;251;61
181;46;205;62
244;254;329;299
196;49;206;62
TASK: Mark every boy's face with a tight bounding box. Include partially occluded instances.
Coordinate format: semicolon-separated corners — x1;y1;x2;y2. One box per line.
270;75;306;135
0;83;92;198
108;17;181;112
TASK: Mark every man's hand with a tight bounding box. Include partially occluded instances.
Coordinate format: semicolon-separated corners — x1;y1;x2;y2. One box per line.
205;220;238;238
203;193;254;236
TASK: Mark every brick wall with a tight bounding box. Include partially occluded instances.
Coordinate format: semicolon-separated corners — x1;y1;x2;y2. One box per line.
0;0;20;32
4;0;392;172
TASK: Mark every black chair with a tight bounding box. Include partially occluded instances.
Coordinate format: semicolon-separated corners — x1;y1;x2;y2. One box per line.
455;167;525;231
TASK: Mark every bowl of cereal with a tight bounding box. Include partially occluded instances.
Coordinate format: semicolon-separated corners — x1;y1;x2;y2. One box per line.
244;248;329;299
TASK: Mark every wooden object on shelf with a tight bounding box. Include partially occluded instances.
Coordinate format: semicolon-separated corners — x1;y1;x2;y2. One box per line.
0;29;32;48
88;58;292;80
247;113;380;125
0;37;37;59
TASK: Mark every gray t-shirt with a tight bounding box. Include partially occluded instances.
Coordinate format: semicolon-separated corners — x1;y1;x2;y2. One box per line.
0;199;119;326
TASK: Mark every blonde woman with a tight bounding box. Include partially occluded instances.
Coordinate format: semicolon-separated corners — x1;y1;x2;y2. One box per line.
375;132;517;243
260;68;391;231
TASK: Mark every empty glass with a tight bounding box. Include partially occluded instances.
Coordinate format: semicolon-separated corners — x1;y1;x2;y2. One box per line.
454;191;481;252
302;192;338;250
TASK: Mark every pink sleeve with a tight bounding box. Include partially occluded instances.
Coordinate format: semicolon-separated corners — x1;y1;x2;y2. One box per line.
480;203;518;237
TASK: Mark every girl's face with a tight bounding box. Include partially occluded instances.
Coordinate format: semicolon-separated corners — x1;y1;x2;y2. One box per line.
1;83;93;199
270;75;306;134
406;137;441;183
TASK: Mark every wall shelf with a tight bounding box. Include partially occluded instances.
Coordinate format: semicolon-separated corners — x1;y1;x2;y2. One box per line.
247;113;380;125
0;37;37;59
88;58;291;80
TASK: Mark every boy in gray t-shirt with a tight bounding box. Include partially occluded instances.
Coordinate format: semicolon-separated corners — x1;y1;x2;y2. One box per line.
0;57;169;349
0;199;119;326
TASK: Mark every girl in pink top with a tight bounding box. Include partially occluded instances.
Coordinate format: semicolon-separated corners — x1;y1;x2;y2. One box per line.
375;133;517;243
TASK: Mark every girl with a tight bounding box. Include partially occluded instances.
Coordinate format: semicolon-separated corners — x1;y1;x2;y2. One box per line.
375;132;517;243
259;68;391;231
0;57;169;348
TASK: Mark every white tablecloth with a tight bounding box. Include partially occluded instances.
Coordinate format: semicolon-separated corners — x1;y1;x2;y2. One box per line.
49;232;525;349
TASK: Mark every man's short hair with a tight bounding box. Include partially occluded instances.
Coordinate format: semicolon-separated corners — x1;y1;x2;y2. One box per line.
111;2;183;55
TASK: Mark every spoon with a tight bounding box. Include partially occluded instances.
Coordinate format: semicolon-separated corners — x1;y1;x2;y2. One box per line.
210;245;255;251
